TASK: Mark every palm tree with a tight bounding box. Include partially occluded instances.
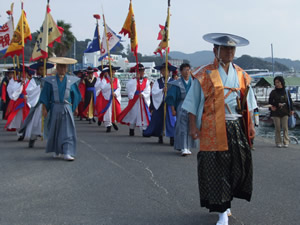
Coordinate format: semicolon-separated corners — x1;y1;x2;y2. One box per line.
52;20;75;57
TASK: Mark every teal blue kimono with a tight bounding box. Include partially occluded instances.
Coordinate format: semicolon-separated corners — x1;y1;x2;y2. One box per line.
166;76;195;150
39;75;81;156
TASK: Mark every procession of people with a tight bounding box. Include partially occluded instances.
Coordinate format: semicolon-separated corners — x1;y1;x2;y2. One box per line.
0;1;266;225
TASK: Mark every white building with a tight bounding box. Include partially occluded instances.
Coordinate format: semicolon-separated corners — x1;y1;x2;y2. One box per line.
127;62;159;76
83;52;129;71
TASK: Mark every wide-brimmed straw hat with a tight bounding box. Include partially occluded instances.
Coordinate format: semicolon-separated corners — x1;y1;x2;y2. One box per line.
48;57;78;65
203;33;249;47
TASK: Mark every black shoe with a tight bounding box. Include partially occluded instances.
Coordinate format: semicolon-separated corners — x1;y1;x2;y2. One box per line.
170;137;174;146
112;123;119;131
98;121;102;126
106;126;112;133
28;139;35;148
92;118;96;123
89;119;92;124
158;136;163;144
79;117;82;121
129;129;135;136
18;136;24;141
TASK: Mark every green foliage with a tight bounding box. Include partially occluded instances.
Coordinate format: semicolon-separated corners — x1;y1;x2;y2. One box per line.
53;20;75;57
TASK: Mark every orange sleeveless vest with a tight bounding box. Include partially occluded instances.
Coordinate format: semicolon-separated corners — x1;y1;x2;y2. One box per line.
194;59;251;151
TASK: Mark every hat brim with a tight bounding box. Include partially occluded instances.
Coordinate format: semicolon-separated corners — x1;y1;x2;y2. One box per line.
30;62;54;70
48;57;78;65
154;65;177;72
203;33;249;47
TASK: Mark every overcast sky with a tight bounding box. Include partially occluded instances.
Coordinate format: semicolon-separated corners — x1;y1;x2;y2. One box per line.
1;0;299;61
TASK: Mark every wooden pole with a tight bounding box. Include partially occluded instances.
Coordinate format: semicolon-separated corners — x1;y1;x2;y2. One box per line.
96;20;103;70
163;0;171;136
102;13;117;123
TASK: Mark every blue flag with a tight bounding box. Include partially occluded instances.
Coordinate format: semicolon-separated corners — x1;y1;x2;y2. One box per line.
84;25;100;53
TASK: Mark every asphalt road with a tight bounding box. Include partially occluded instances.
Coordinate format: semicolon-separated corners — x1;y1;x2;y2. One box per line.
0;117;299;225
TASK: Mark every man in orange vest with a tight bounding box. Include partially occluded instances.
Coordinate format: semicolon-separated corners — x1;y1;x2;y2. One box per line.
182;33;257;225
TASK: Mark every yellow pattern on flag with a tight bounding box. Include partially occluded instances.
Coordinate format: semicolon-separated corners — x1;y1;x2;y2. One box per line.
31;6;63;61
4;10;31;58
119;1;138;56
154;13;169;57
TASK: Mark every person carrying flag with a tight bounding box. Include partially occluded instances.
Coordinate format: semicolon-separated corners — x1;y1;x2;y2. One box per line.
39;57;81;161
74;70;86;120
97;65;121;132
143;63;176;145
17;61;54;147
81;67;98;124
0;68;14;120
118;63;151;136
5;66;34;134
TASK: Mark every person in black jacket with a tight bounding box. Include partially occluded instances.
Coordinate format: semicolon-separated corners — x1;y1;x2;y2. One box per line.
268;76;294;148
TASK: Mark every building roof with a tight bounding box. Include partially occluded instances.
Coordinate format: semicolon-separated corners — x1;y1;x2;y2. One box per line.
255;76;300;87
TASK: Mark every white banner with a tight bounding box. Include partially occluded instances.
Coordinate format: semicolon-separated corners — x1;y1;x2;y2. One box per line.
99;25;121;61
0;18;13;53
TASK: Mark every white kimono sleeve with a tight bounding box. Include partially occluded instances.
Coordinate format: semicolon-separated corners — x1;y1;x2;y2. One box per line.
151;79;164;110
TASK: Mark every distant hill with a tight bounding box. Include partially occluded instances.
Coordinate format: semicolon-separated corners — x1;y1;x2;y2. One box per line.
234;55;289;72
263;57;300;71
169;51;294;72
169;51;214;67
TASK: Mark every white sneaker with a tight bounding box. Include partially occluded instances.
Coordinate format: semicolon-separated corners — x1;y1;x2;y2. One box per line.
64;154;75;161
181;149;191;156
53;153;63;159
276;144;282;148
283;144;288;148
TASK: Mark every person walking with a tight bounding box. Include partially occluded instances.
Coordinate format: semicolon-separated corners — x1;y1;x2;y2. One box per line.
182;33;257;225
268;76;294;148
39;57;81;161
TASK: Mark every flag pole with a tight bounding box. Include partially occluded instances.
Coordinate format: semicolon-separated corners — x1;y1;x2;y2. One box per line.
21;1;26;81
41;0;50;141
163;0;170;136
9;3;17;79
102;12;117;123
94;15;103;70
131;0;144;125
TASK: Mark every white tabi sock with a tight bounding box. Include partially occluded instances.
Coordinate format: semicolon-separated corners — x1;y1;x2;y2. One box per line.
216;210;228;225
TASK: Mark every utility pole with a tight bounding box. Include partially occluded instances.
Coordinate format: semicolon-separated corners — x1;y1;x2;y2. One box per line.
271;43;274;77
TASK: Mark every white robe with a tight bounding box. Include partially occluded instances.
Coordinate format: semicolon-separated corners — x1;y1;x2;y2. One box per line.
100;77;121;126
121;78;151;129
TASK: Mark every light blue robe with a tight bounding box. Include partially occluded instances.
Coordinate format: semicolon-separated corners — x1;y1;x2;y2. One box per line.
39;75;81;156
182;63;257;133
166;76;195;150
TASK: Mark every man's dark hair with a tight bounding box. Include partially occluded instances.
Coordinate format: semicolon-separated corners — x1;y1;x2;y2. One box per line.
274;76;285;88
179;63;191;72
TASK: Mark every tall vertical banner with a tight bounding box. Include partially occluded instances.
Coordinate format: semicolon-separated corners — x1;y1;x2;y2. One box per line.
119;0;138;57
98;25;121;61
4;10;31;58
84;24;100;53
31;5;63;61
0;18;14;54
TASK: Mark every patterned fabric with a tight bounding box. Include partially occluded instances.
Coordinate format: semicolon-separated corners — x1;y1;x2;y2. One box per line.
194;59;251;151
197;119;252;212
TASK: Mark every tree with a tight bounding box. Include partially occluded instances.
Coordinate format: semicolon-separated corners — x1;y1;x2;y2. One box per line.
52;20;75;57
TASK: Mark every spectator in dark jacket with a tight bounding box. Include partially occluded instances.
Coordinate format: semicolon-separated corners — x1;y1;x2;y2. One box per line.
268;76;294;148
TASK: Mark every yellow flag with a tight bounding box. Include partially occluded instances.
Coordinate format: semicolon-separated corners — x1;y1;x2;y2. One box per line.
31;6;63;61
4;10;31;58
119;1;138;56
154;13;169;57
